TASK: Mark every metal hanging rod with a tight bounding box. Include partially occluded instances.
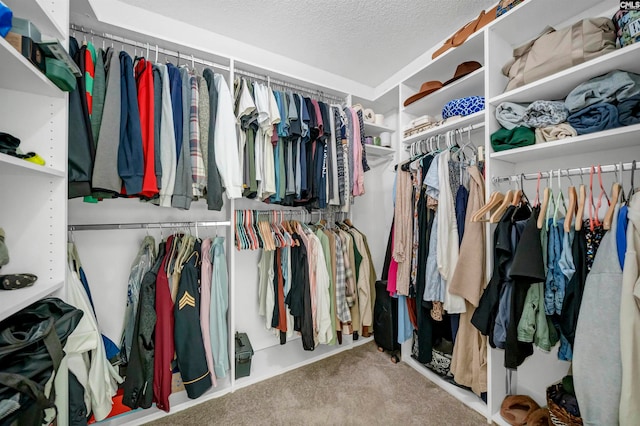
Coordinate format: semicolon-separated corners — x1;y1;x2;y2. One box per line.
492;161;639;184
69;24;230;71
234;68;345;103
404;122;484;151
68;221;231;231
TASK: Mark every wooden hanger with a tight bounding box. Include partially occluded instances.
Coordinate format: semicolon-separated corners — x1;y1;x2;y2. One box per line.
537;188;551;229
565;183;578;233
472;191;505;222
603;182;622;230
490;190;514;223
602;164;624;231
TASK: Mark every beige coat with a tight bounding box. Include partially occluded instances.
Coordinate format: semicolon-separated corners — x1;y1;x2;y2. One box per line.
449;166;487;395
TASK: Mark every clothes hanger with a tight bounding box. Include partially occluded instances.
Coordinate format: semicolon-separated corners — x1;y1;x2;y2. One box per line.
603;163;623;230
472;189;505;222
628;160;637;202
537;171;552;229
592;164;610;231
552;169;567;228
490;178;515;223
564;170;578;233
575;169;587;231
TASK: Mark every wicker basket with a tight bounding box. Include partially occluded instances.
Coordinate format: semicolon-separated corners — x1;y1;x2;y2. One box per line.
546;383;583;426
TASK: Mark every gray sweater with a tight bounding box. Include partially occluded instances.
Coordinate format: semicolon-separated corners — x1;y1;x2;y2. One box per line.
573;205;622;426
92;47;122;194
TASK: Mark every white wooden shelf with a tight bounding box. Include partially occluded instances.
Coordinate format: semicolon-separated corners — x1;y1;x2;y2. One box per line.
492;411;511;426
490;123;640;164
364;121;395;134
365;145;395;157
487;0;610;47
235;336;373;390
98;376;232;425
404;356;488;419
0;279;64;322
402;110;485;145
403;29;485;91
490;43;640;105
404;68;485;117
0;152;65;177
3;0;66;40
0;36;64;98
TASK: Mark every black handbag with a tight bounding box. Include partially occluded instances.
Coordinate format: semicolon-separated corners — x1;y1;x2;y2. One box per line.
0;297;83;425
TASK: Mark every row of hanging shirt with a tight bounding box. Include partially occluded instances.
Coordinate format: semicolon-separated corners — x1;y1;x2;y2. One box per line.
233;76;370;210
235;210;376;350
66;231;230;418
68;37;241;210
387;128;489;396
67;36;370;211
471;162;640;425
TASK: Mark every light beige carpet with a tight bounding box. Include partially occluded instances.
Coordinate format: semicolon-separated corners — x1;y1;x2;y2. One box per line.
149;341;487;425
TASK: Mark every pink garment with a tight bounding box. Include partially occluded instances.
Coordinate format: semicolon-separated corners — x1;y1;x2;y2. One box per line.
387;227;399;296
350;108;364;196
199;238;217;386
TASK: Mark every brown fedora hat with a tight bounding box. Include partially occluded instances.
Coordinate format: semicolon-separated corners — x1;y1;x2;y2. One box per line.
404;81;444;107
443;61;482;86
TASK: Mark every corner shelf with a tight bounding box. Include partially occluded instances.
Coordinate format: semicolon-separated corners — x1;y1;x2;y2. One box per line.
490;123;640;164
3;0;66;40
0;280;64;322
364;122;395;134
365;145;395;157
487;0;609;47
97;377;233;425
0;36;65;98
489;42;640;105
403;29;485;92
404;356;488;418
403;68;484;117
402;110;485;145
0;153;65;178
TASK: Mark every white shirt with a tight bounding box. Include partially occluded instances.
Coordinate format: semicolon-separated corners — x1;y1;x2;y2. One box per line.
213;74;243;199
65;264;122;421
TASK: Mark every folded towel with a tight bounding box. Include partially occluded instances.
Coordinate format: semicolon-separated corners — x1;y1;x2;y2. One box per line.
491;126;535;152
522;100;569;128
617;94;640;126
496;102;529;130
567;103;620;135
565;70;640;112
534;123;578;143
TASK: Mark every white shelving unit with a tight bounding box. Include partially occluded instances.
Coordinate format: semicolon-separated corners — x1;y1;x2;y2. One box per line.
0;36;66;98
5;0;634;424
403;67;484;117
3;0;67;40
365;145;395;157
0;1;68;324
402;110;485;145
364;121;394;134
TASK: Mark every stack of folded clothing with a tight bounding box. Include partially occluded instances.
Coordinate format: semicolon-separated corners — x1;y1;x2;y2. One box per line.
491;70;640;151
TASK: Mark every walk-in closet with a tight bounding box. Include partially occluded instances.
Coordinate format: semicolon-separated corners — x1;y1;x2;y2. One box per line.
1;0;639;425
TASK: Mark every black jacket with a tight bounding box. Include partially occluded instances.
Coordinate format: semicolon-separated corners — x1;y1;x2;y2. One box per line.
122;243;164;409
68;37;95;198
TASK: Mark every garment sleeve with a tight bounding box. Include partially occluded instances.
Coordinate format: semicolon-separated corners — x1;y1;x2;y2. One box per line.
213;74;243;199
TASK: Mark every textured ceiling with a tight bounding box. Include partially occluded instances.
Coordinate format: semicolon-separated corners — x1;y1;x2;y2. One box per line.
118;0;496;87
